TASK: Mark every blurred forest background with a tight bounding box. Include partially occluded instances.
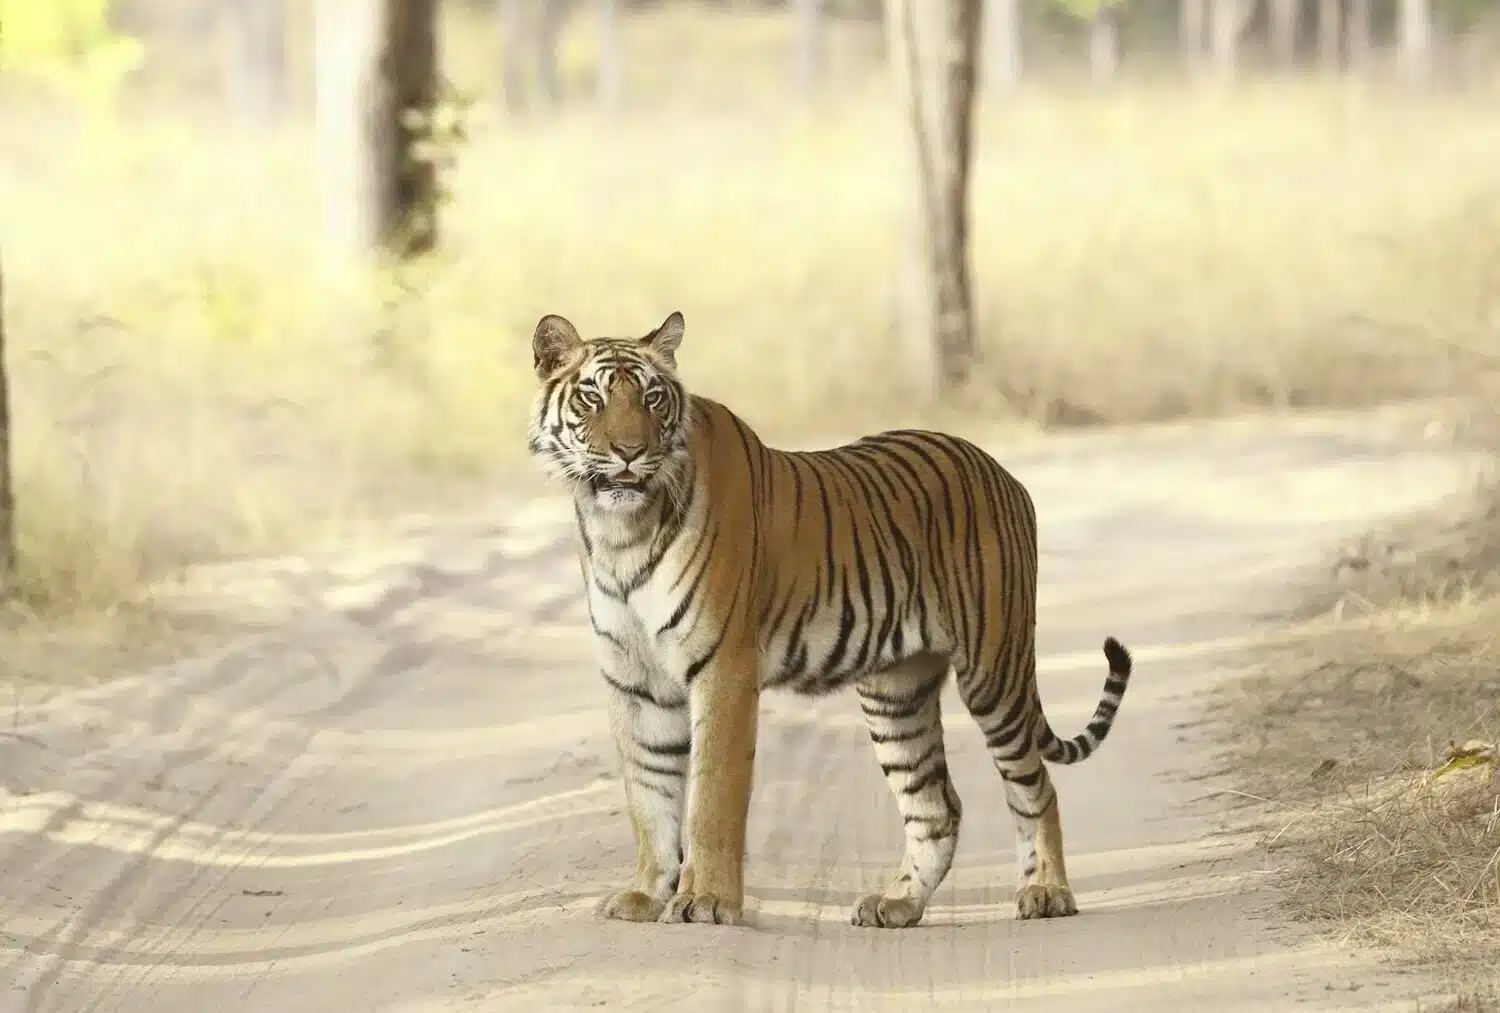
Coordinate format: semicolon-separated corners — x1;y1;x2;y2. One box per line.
1;0;1499;637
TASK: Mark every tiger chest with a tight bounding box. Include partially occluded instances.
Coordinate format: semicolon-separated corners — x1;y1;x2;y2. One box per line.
583;541;718;704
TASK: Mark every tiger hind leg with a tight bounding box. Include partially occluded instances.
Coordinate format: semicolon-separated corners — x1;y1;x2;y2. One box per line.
956;657;1078;920
850;653;962;930
1000;760;1076;919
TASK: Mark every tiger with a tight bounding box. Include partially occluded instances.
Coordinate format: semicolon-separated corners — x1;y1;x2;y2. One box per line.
526;310;1134;929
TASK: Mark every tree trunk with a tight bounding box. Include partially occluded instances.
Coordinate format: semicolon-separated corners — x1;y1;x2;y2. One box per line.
792;0;825;100
282;0;318;114
500;0;571;115
0;253;14;593
1089;8;1119;85
884;0;980;392
1347;0;1372;71
1397;0;1432;84
1209;0;1248;79
597;0;623;110
224;0;286;121
535;0;569;110
499;0;529;114
1180;0;1207;74
315;0;440;262
1269;0;1300;68
1318;0;1343;71
983;0;1022;95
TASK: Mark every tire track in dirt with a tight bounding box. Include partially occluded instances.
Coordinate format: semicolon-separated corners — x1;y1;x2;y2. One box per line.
0;409;1489;1013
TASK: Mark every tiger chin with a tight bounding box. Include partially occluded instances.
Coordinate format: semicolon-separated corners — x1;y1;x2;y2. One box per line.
527;310;1135;930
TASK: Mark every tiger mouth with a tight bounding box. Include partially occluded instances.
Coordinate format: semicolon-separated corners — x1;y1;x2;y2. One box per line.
589;473;646;493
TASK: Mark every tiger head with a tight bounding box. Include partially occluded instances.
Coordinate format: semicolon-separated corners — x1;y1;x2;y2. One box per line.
527;311;692;516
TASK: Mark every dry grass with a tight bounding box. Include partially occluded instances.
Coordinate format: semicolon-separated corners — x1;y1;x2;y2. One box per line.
1298;473;1500;621
4;7;1500;680
1222;473;1500;1004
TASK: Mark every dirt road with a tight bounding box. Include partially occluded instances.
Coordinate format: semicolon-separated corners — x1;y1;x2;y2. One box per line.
1;411;1488;1013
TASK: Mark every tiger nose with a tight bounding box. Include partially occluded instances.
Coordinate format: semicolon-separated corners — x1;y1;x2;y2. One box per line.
611;440;646;463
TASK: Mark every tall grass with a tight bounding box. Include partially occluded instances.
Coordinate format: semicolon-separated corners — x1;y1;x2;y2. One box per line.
2;10;1499;625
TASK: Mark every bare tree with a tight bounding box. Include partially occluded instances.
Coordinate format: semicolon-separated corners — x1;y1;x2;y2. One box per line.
535;0;568;108
224;0;287;122
1210;0;1254;78
1268;0;1300;68
1089;6;1120;85
597;0;623;110
1397;0;1433;84
792;0;826;99
500;0;571;114
0;252;14;593
1318;0;1343;70
884;0;980;391
315;0;441;261
1180;0;1207;73
1347;0;1373;70
984;0;1022;94
499;0;529;113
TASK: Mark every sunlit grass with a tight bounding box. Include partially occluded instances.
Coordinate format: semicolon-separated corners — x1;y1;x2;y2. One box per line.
2;15;1498;628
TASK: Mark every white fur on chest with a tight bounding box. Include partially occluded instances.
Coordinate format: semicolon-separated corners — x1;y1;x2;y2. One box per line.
578;508;717;701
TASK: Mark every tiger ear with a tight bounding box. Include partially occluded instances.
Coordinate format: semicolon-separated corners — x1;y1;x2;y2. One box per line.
533;314;582;378
641;311;684;367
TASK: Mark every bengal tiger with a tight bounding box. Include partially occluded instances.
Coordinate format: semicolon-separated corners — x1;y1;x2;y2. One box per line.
527;310;1133;929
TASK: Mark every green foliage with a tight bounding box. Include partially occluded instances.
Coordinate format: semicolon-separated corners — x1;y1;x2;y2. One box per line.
0;0;144;114
400;78;480;251
404;79;478;198
1048;0;1128;20
1429;741;1497;784
1440;0;1500;32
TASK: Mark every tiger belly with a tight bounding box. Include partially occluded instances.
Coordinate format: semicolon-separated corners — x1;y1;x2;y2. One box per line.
758;590;945;696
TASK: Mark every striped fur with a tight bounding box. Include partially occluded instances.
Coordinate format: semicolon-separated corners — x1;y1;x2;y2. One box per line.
528;311;1134;929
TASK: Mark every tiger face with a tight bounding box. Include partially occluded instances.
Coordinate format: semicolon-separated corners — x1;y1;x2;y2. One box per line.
527;311;691;515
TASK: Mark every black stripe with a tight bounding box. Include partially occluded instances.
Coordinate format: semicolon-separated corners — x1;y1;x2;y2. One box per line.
602;671;654;703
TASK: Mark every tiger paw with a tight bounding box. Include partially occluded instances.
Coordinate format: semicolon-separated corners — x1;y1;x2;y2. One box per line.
658;890;741;926
850;894;925;929
598;889;665;923
1014;884;1077;920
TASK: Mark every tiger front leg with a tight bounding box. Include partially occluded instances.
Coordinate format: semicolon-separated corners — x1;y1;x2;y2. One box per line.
659;646;760;926
598;681;690;923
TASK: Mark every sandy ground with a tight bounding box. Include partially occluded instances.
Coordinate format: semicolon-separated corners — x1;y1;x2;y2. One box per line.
0;410;1491;1013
